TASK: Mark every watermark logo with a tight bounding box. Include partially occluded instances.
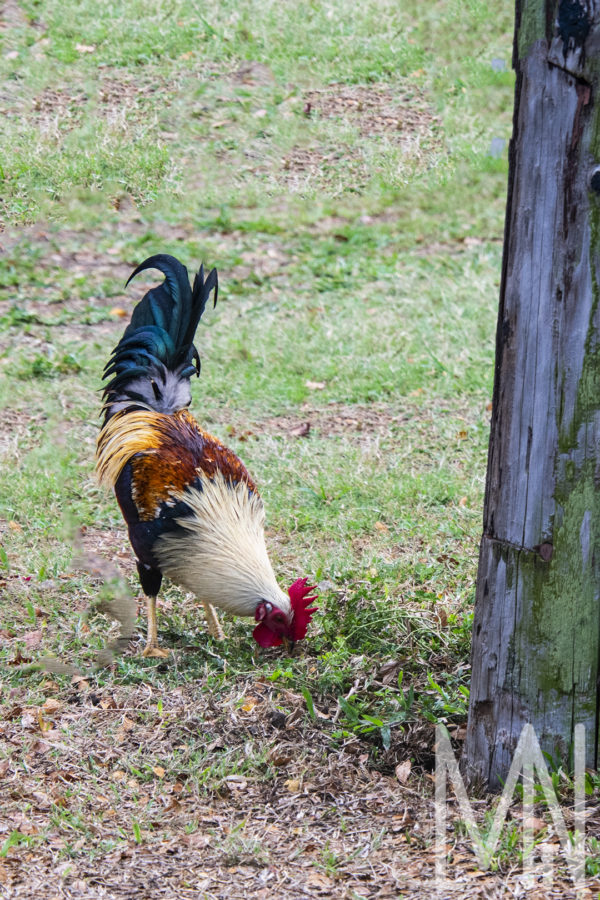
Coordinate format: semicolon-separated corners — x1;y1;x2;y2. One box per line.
435;724;586;890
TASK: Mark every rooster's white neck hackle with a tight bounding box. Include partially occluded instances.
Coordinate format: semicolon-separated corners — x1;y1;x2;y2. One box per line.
155;472;290;618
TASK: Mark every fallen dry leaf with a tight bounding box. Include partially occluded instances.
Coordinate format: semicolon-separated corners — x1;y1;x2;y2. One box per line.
305;380;326;391
450;724;467;741
29;740;49;755
24;630;43;650
13;820;38;835
224;775;247;787
284;778;301;793
109;307;128;318
436;608;448;629
241;697;258;713
268;749;292;766
395;760;412;785
305;870;334;890
288;422;311;438
42;698;62;713
152;766;166;778
183;833;212;849
0;760;10;778
523;816;547;832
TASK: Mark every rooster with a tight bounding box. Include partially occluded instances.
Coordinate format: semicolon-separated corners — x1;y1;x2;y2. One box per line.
96;254;317;657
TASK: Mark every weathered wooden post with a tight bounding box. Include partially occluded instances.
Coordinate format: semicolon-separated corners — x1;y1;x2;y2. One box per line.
464;0;600;789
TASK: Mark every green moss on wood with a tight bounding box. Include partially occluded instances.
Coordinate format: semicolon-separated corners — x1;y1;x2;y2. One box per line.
516;0;548;60
504;463;600;756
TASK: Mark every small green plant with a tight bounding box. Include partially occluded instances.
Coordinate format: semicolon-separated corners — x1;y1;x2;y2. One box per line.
318;842;342;877
17;352;82;379
0;831;37;858
455;811;522;873
334;693;406;750
426;672;470;719
585;835;600;876
219;821;269;867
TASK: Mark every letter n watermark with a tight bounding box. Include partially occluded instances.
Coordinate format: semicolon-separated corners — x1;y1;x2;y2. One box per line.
435;724;586;890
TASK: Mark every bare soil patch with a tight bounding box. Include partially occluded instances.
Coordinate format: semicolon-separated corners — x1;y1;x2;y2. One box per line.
281;82;441;191
22;74;172;134
254;404;400;446
304;83;438;141
213;399;484;449
0;0;27;28
29;87;89;132
0;408;44;461
0;679;596;898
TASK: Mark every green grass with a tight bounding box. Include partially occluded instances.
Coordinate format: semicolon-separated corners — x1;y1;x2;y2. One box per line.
1;0;513;223
4;2;587;897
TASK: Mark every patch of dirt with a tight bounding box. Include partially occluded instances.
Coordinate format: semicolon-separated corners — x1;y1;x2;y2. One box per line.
231;61;276;86
0;408;44;461
0;678;596;898
261;403;400;440
227;244;295;284
0;681;420;897
209;399;483;456
2;73;173;132
221;398;479;447
96;74;164;108
281;82;442;192
281;144;366;192
305;83;437;141
0;227;137;344
78;525;135;579
29;87;89;132
0;0;27;28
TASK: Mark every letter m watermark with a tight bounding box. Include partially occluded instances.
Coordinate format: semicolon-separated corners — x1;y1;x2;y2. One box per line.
435;724;586;890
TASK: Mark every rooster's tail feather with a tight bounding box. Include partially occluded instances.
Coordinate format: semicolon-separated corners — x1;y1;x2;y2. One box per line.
102;254;218;418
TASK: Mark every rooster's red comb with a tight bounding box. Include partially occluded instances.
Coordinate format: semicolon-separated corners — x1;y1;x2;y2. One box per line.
289;577;318;641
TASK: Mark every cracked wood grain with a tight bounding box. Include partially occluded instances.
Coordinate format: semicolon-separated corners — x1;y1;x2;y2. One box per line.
464;0;600;789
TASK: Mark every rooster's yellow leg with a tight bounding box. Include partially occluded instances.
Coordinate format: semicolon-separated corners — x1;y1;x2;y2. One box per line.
202;601;225;640
142;595;169;658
